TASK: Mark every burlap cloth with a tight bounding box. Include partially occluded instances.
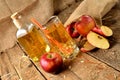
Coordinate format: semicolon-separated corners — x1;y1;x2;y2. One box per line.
64;0;118;27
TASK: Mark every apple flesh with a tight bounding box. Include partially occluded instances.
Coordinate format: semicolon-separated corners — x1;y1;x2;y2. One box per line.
66;22;80;38
87;31;110;49
75;15;96;36
92;26;113;37
101;26;113;36
81;41;96;52
40;52;63;73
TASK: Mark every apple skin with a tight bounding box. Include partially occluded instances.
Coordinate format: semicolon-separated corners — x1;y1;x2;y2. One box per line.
92;26;105;36
40;52;63;73
66;22;80;38
92;25;113;37
81;48;89;52
75;15;95;36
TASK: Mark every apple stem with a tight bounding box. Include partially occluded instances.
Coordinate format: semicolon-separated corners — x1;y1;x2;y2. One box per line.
47;54;52;58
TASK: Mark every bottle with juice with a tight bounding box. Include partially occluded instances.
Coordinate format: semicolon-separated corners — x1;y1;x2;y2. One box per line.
11;12;56;62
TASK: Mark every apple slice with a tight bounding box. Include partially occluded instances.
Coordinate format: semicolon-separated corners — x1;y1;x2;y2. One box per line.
81;41;96;52
92;26;113;37
87;31;110;49
101;26;113;36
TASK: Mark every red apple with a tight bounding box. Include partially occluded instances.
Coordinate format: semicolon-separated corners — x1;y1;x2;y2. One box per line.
75;15;96;36
66;22;80;38
92;25;113;37
40;52;63;73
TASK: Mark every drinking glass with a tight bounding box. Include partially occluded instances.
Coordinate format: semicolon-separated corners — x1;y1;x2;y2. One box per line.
43;16;79;59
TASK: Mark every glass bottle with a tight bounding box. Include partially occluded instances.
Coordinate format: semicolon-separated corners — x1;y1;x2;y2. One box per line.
11;12;52;62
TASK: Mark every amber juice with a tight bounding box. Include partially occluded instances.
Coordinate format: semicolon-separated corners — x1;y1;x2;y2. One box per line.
17;25;50;62
44;16;79;59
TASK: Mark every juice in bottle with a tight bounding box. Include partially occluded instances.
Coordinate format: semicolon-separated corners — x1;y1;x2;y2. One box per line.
11;12;52;62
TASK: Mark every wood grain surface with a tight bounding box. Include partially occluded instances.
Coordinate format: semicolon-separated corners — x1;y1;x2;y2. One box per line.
0;0;120;80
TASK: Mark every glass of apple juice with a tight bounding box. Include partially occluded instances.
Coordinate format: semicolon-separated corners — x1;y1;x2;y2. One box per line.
43;16;79;60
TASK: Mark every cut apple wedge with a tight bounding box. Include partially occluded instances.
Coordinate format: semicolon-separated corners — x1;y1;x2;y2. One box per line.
81;41;96;52
87;31;110;49
92;26;113;37
101;26;113;37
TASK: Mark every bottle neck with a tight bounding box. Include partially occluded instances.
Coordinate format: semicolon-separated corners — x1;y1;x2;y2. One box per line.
12;19;22;29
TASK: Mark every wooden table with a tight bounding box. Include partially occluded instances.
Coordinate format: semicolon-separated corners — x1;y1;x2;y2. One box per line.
0;0;120;80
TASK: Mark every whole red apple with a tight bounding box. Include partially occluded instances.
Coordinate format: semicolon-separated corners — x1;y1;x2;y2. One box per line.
66;22;80;38
75;15;96;36
40;52;63;73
